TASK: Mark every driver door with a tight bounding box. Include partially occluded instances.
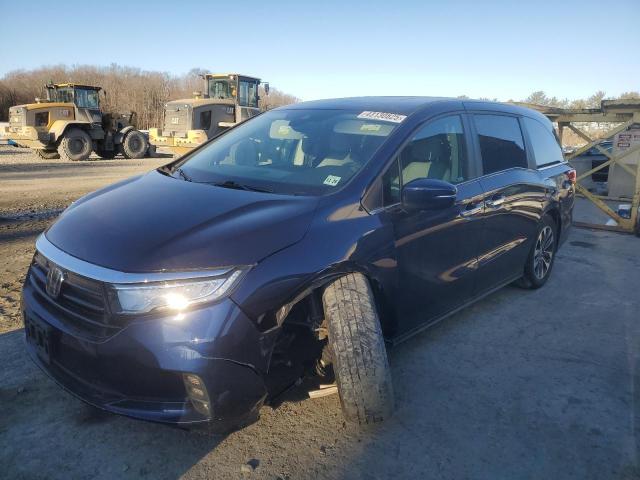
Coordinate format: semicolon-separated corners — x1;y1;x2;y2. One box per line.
384;114;485;336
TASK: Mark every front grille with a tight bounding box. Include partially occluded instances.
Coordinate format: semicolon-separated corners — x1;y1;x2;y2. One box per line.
162;107;190;137
28;252;120;339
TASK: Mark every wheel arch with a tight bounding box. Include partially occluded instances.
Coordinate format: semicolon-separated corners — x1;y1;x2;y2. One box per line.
49;120;91;143
114;125;135;144
543;205;562;241
273;264;394;338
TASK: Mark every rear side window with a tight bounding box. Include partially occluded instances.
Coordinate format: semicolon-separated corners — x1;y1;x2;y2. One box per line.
522;117;564;167
473;114;527;174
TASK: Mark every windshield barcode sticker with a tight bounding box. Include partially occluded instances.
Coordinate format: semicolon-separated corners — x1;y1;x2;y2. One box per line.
323;175;341;186
357;111;407;123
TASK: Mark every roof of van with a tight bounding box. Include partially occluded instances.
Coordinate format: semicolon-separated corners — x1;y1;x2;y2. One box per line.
278;96;548;122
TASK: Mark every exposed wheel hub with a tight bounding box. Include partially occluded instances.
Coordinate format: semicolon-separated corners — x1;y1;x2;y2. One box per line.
70;138;85;154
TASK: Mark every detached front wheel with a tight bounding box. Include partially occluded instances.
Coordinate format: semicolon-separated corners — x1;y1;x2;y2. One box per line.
322;273;394;424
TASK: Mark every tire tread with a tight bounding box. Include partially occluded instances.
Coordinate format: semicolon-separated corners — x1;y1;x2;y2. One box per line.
322;273;394;424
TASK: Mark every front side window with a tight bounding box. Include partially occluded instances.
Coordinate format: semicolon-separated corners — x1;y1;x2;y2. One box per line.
175;109;399;195
399;115;469;185
379;115;468;207
74;88;100;109
239;79;259;108
473;114;527;174
522;117;564;167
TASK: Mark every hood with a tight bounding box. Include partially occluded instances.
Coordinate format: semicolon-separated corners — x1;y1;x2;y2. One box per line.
45;170;319;273
167;98;235;108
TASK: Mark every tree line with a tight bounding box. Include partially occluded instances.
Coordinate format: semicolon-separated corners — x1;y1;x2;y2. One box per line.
1;64;638;136
0;64;300;128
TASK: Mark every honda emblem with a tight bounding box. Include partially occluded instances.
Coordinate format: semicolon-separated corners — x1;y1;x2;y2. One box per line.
46;265;65;298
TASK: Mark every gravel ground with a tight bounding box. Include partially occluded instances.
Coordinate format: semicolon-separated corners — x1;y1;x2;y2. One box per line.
0;146;638;479
0;145;169;217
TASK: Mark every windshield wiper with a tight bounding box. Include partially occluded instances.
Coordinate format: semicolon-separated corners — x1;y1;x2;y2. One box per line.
213;180;273;193
174;167;193;182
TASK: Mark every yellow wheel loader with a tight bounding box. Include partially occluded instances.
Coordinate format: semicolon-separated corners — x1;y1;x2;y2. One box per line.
2;83;148;161
149;73;267;156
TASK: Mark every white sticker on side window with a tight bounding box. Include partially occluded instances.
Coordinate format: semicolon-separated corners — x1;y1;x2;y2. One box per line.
323;175;342;186
357;111;407;123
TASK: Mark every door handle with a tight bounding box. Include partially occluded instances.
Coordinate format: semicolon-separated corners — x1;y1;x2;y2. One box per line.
485;195;505;208
459;203;483;217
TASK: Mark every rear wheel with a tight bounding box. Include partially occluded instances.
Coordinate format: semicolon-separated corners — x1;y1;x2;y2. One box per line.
57;128;92;161
121;130;148;159
516;214;558;289
322;273;394;424
35;149;59;159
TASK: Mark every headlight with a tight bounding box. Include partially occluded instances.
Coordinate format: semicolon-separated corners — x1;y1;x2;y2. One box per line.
108;269;246;315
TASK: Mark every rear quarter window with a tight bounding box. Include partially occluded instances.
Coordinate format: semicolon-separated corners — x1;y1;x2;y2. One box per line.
522;117;564;167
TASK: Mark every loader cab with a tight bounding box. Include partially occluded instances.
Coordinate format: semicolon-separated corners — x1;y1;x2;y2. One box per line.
206;74;260;106
205;74;261;121
148;73;265;155
45;84;101;111
202;73;263;131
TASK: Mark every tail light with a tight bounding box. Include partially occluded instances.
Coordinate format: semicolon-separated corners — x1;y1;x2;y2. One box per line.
566;169;577;184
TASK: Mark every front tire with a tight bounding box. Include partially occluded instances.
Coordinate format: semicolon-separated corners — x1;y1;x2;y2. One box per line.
516;214;558;289
121;130;148;159
57;128;92;161
322;273;394;424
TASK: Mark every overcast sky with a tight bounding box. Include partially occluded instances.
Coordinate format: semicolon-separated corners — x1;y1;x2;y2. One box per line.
0;0;638;101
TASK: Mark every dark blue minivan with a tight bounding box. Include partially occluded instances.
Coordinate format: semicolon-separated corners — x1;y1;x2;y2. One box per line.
22;97;574;432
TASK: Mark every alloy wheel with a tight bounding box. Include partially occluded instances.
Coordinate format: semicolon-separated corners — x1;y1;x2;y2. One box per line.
533;225;554;279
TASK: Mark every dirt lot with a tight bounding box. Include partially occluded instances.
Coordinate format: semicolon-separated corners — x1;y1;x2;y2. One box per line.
0;146;639;479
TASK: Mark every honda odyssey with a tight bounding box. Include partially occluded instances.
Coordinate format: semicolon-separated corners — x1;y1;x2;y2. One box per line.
22;97;575;432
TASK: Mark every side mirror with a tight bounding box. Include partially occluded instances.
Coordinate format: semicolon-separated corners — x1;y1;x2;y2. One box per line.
402;178;457;211
263;82;270;95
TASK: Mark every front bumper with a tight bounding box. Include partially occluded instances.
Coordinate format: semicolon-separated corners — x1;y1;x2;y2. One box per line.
22;279;271;428
148;128;207;155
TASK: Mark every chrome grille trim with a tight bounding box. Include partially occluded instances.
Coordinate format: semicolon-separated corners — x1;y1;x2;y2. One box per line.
35;234;234;284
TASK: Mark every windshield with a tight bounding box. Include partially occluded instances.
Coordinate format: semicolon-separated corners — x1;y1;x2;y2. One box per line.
50;87;74;103
208;78;233;100
174;109;400;195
